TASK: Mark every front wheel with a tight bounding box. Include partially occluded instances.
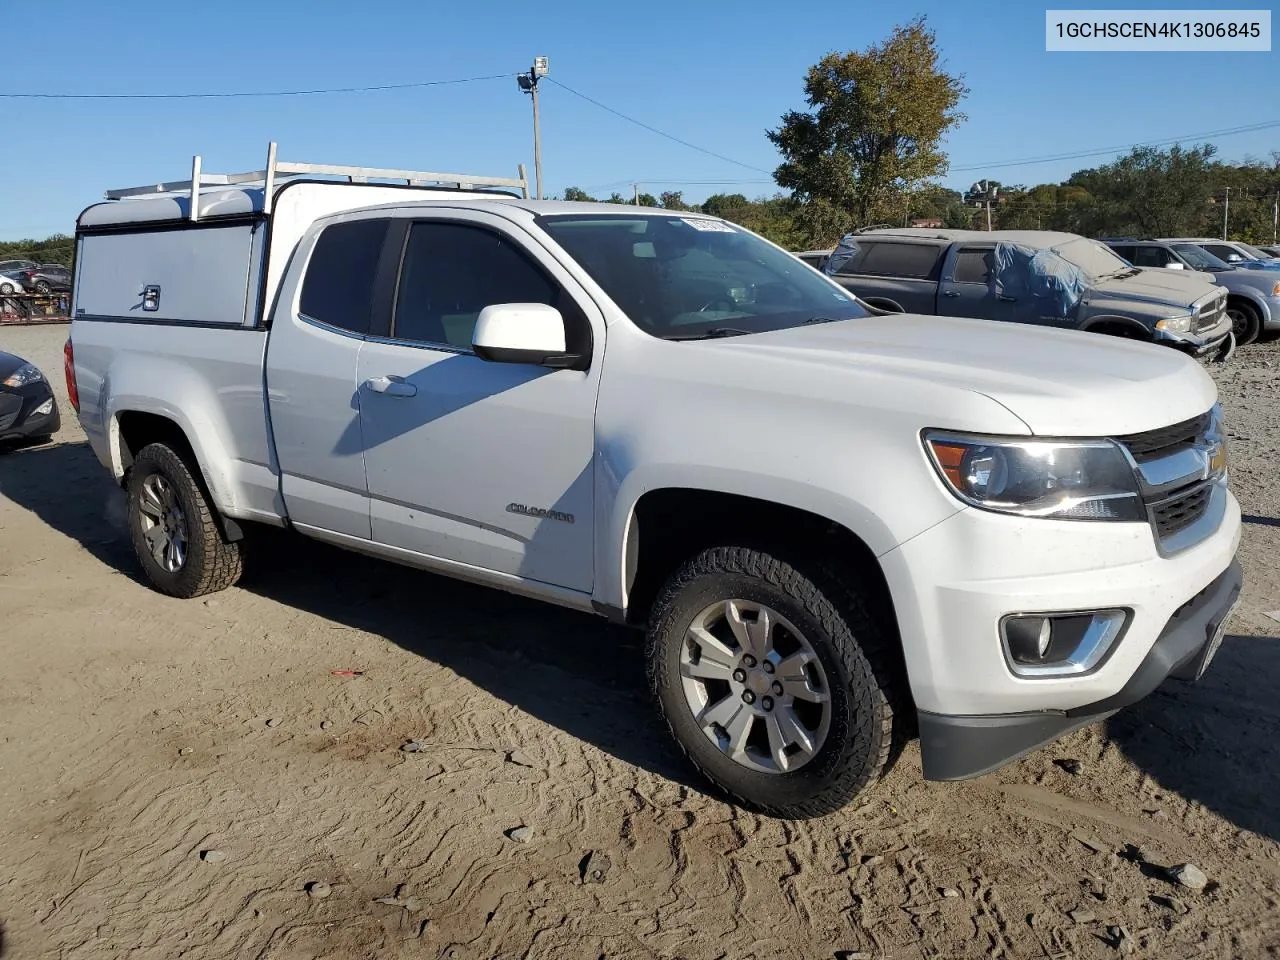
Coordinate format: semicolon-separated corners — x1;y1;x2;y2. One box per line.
1226;300;1261;346
33;280;51;295
646;546;901;818
126;442;243;598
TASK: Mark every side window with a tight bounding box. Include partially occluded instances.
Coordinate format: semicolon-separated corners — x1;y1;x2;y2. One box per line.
1203;244;1237;261
392;222;565;349
1129;246;1171;267
953;248;992;284
854;242;942;280
1108;245;1135;262
299;218;390;335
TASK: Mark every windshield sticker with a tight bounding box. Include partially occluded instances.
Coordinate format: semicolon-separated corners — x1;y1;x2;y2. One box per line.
680;217;736;233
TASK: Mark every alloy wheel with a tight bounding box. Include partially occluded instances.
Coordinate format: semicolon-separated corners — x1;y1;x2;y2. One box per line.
137;474;189;573
679;598;832;774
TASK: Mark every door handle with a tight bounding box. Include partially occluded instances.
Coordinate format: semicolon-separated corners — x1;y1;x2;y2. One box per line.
942;290;960;297
364;376;417;398
996;295;1017;302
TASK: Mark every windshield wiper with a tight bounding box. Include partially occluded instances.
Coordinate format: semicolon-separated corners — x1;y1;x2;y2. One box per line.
803;315;840;324
665;327;755;341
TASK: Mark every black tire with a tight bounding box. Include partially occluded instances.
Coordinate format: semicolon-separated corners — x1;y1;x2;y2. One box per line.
0;283;13;295
33;280;51;295
1226;299;1261;346
126;442;243;598
647;546;901;819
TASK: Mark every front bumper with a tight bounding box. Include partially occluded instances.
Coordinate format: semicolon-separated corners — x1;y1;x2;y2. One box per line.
879;479;1242;778
1156;313;1233;359
0;380;60;441
917;558;1242;780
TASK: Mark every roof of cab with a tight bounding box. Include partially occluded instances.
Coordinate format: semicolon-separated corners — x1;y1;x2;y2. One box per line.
76;181;526;229
855;227;1088;247
77;188;726;229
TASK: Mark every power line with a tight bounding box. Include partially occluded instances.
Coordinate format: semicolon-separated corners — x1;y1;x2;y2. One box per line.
0;73;515;100
953;119;1280;173
545;79;772;175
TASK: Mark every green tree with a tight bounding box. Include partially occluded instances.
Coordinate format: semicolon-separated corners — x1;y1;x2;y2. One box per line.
0;234;74;267
1068;144;1217;237
636;192;660;208
767;16;967;242
659;191;688;210
561;186;597;202
700;193;750;217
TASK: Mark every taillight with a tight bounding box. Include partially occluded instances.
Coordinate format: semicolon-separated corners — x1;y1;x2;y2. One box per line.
63;338;79;413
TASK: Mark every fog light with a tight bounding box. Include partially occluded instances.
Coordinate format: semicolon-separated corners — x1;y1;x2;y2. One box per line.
1000;610;1128;678
34;398;54;416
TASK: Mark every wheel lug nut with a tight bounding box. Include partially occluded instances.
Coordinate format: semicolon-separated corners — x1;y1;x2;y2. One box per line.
741;690;756;705
732;668;747;683
772;681;784;696
742;655;757;668
761;696;774;711
762;660;775;674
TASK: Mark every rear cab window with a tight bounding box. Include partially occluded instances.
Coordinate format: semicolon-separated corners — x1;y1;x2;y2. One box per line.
845;241;943;280
299;218;391;335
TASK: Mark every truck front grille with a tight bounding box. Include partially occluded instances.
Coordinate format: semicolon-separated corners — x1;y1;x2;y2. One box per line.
1150;482;1212;540
1114;407;1221;552
1194;292;1227;333
1116;412;1211;461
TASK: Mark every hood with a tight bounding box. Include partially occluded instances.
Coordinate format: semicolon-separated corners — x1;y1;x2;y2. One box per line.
1236;259;1280;271
1088;268;1221;308
714;315;1217;437
1215;268;1280;295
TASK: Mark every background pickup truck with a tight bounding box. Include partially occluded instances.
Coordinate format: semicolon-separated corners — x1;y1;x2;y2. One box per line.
65;146;1243;819
810;228;1233;359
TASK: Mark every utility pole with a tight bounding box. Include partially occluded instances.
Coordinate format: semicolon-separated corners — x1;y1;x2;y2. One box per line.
966;180;999;231
1222;186;1230;240
516;57;549;200
1273;192;1277;244
633;183;639;206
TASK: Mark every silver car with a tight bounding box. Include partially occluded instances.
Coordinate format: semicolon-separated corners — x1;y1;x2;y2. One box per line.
1106;239;1280;345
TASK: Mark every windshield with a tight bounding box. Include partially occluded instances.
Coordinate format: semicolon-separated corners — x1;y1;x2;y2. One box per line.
1172;243;1231;271
536;213;869;339
1238;242;1274;260
1049;237;1132;280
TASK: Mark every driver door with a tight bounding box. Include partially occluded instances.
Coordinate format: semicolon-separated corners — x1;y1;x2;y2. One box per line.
938;246;1016;323
355;214;602;593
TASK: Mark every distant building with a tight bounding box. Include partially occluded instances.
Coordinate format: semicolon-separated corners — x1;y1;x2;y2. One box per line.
911;218;944;228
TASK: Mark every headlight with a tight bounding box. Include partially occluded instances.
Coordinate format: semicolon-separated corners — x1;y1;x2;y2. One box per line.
924;432;1143;521
1155;315;1193;334
1270;281;1280;297
1;362;43;388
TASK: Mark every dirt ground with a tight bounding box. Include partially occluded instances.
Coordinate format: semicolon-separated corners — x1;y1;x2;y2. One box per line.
1;322;1278;960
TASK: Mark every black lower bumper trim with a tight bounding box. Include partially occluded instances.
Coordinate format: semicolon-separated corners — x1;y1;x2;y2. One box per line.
917;557;1243;782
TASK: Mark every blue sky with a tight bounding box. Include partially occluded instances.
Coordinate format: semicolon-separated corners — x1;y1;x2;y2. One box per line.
0;1;1276;240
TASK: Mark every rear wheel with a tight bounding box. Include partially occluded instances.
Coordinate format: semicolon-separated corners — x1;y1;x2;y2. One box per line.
0;282;13;295
33;280;51;295
646;546;901;818
1226;299;1261;346
126;442;243;598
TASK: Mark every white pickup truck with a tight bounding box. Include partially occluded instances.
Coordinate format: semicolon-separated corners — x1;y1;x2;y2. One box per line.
66;145;1243;818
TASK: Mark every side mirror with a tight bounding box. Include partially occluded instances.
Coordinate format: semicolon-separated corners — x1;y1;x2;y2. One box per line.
1164;262;1185;269
472;303;579;367
1227;253;1243;262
